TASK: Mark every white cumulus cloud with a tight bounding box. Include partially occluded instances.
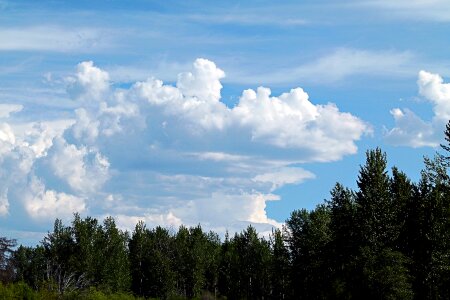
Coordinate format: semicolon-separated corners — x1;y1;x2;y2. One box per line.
24;177;86;220
48;137;110;194
0;58;370;237
385;70;450;148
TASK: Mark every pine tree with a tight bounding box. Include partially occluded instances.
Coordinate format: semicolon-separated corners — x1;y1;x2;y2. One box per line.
353;149;413;299
356;148;394;248
0;236;16;283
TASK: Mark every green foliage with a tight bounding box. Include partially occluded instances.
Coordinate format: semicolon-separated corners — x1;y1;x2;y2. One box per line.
13;245;46;289
129;223;176;299
356;148;396;248
270;228;290;299
99;217;131;292
354;247;413;300
286;205;332;299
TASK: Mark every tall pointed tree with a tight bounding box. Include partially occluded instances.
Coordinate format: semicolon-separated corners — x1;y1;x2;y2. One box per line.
356;148;394;248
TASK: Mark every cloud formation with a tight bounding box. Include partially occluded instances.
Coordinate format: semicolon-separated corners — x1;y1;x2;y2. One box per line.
385;70;450;147
0;58;369;236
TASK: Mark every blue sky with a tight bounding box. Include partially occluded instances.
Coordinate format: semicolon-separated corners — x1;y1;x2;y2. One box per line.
1;0;450;244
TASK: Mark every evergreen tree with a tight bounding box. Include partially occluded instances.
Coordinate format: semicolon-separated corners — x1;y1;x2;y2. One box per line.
0;236;16;283
356;148;394;248
353;149;413;299
408;157;450;299
390;167;413;253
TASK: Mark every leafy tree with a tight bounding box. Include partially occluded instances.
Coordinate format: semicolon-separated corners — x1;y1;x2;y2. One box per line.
42;219;80;293
13;245;46;289
270;228;290;300
71;214;103;286
98;217;131;292
203;231;221;297
129;222;175;299
286;205;332;299
217;232;238;299
355;246;413;300
172;225;220;298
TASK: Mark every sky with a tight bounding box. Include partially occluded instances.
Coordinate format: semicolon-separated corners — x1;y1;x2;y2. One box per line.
1;0;450;245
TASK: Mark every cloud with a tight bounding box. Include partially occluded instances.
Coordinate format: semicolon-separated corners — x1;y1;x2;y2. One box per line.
62;58;367;232
104;48;416;87
385;70;450;147
48;137;110;194
0;58;370;237
230;48;414;85
186;13;307;27
0;104;22;118
253;167;316;191
0;108;75;221
129;60;369;159
0;192;9;216
114;212;182;232
0;26;109;52
24;176;86;220
361;0;450;22
417;70;450;122
66;61;110;102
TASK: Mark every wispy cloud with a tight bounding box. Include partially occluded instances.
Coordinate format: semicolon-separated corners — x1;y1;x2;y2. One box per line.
228;48;415;85
360;0;450;22
0;26;112;52
186;13;308;27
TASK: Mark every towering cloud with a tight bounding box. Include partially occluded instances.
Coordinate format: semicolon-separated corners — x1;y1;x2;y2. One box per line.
0;59;370;235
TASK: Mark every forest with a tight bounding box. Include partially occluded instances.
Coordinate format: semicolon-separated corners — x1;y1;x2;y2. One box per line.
1;124;450;300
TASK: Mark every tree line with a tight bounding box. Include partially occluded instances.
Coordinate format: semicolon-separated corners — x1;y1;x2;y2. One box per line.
1;125;450;299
